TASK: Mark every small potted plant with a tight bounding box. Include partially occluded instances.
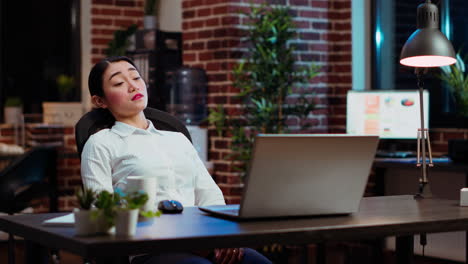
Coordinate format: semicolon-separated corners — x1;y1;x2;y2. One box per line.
94;190;120;235
73;188;97;236
4;96;23;125
75;188;160;237
143;0;159;29
106;24;138;56
42;73;83;126
114;190;160;237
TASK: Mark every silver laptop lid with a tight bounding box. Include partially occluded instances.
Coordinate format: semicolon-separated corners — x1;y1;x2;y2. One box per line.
239;134;379;218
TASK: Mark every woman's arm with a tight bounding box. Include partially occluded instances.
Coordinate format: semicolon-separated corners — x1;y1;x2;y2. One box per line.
189;142;226;206
81;135;114;193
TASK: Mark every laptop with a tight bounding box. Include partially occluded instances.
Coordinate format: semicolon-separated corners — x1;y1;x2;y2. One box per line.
199;134;379;219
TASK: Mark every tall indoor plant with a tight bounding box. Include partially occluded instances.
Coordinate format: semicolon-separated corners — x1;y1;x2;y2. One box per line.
439;52;468;117
209;4;320;174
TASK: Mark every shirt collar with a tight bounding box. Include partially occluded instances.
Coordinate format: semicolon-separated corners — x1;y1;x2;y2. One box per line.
111;120;163;137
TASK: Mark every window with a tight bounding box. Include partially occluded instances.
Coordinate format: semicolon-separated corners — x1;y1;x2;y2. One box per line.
0;0;81;116
371;0;468;128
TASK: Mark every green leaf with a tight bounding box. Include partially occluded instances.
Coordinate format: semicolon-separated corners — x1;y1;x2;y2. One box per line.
140;210;162;218
106;24;138;56
123;191;149;210
75;188;96;210
437;51;468;116
207;105;226;137
224;3;320;180
94;190;120;226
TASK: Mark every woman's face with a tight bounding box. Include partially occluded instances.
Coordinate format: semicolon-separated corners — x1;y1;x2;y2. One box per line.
98;61;148;120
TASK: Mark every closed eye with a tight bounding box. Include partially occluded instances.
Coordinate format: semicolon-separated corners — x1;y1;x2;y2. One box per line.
133;77;141;81
114;82;124;87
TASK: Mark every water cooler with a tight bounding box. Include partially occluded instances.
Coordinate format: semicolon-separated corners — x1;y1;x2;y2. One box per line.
168;67;211;170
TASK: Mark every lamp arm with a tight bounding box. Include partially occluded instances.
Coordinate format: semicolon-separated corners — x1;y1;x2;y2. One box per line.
414;68;433;199
415;70;427;184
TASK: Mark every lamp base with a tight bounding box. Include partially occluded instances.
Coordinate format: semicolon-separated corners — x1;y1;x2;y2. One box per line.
414;181;433;199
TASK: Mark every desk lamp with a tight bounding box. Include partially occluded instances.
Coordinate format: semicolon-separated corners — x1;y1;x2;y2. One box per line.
400;0;456;198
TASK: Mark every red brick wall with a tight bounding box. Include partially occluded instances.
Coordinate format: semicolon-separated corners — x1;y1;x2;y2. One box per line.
90;0;144;64
0;0;465;212
0;0;147;211
428;128;468;156
182;0;351;203
0;124;462;212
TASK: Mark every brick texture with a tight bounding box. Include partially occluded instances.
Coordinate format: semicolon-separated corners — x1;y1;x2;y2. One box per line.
60;0;146;209
182;0;351;203
90;0;144;64
0;1;466;211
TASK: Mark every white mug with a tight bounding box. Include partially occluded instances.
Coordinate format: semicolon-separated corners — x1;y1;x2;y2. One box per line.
123;176;157;213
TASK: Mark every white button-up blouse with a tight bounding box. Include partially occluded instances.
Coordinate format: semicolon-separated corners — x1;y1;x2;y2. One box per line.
80;120;225;207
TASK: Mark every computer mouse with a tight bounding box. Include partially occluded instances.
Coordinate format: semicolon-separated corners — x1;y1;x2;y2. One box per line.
158;200;183;214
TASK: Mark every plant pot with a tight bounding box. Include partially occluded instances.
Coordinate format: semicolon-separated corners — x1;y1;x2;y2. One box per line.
115;209;139;237
143;15;157;30
74;209;115;236
94;210;115;235
4;106;22;124
73;208;97;236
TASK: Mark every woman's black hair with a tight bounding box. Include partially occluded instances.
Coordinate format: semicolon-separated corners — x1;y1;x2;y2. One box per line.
88;56;138;97
87;56;138;129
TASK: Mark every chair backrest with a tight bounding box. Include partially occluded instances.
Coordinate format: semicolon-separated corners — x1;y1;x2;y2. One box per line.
75;107;192;157
0;145;58;214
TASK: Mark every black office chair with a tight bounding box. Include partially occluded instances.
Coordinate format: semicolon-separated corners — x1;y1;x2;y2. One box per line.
0;145;58;264
0;145;58;214
75;107;192;157
74;108;191;264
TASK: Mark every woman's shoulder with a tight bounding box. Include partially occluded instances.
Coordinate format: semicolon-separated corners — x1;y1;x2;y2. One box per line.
89;128;113;139
83;128;116;148
160;130;191;144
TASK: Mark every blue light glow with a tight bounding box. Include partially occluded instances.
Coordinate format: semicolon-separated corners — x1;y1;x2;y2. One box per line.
375;29;383;49
441;0;451;40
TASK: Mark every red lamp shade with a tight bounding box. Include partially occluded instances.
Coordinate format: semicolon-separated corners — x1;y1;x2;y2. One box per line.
400;1;456;68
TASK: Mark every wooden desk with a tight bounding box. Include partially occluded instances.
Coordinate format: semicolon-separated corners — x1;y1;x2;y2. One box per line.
373;157;468;196
372;158;468;262
1;195;468;264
